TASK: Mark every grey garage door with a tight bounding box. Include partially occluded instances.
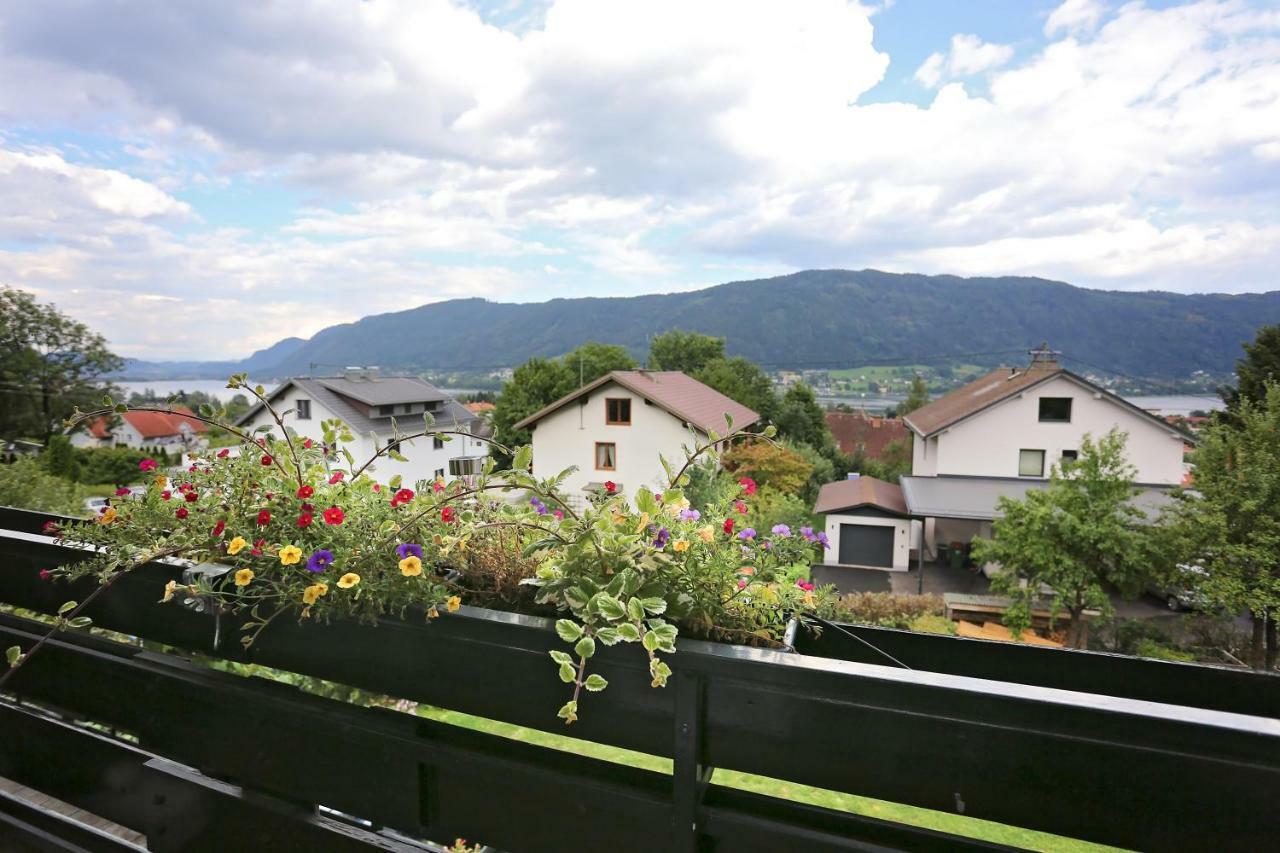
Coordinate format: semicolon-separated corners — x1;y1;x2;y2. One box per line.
838;523;894;568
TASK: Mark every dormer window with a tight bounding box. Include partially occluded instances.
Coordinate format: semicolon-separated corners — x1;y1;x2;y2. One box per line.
606;398;631;425
1039;397;1072;422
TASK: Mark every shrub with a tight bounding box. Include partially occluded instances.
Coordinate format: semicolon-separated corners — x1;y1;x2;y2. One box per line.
834;592;945;629
76;447;148;485
0;457;90;516
1134;638;1196;662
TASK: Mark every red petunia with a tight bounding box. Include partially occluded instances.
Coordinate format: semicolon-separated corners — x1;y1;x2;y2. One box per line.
304;438;313;449
604;480;617;494
212;520;225;537
261;454;273;466
723;518;735;535
139;458;158;472
296;485;314;499
38;569;53;581
738;477;757;496
176;507;189;520
391;488;414;507
185;491;199;503
441;506;457;523
432;479;445;493
251;538;265;556
328;471;344;484
734;500;747;515
372;484;382;492
297;513;313;528
256;510;271;526
300;502;314;513
114;487;130;497
217;448;230;458
323;506;344;525
41;521;60;535
161;490;172;501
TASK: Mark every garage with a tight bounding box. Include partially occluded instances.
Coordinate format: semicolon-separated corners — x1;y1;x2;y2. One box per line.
838;523;895;568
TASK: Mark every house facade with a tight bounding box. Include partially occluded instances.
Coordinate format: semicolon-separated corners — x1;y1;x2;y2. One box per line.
72;408;209;450
236;370;490;488
514;371;758;506
900;349;1189;563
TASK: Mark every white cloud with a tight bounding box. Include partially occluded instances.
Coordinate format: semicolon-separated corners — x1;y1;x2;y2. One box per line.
916;34;1015;88
1046;0;1107;37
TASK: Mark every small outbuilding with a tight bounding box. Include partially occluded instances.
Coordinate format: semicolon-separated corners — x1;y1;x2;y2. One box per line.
813;474;916;572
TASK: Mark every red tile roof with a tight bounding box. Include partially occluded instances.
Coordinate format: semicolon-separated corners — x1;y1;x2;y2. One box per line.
825;412;909;460
514;371;759;434
87;407;209;440
464;401;496;412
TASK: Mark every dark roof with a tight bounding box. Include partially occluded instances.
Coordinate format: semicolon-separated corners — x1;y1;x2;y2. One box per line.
813;476;909;516
899;475;1178;522
236;377;483;438
825;412;909;459
903;362;1196;443
513;371;759;434
315;376;447;406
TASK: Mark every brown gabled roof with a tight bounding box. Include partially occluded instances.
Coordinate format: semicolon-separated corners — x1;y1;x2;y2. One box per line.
825;411;909;459
813;476;908;516
904;362;1062;437
513;370;759;434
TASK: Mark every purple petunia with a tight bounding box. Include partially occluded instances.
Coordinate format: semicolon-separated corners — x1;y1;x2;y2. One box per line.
653;527;671;549
800;526;817;542
396;543;423;560
771;524;791;537
677;508;701;522
738;528;756;540
816;532;831;549
306;549;335;573
530;497;549;515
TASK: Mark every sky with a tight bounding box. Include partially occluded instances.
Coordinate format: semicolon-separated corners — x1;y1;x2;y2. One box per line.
1;0;1278;360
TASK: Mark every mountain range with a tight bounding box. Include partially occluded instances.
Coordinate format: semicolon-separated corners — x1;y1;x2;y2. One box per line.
117;270;1280;381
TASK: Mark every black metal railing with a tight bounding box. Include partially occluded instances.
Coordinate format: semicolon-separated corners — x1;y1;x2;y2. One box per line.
1;506;1278;852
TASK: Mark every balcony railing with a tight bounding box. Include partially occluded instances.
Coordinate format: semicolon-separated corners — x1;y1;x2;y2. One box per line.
0;505;1277;852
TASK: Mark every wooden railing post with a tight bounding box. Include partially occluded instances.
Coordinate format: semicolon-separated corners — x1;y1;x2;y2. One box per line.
672;668;712;853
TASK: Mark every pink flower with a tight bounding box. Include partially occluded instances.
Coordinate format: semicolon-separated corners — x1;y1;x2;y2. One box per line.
604;480;617;494
296;485;314;499
114;487;131;497
734;500;747;514
391;488;415;508
161;490;172;501
41;521;60;535
328;471;344;485
322;506;345;525
723;518;735;535
553;509;564;520
441;507;457;523
737;579;747;589
373;484;382;492
212;520;225;537
432;479;445;493
38;569;53;580
139;458;158;472
738;477;757;496
304;438;313;449
217;448;230;458
184;491;199;503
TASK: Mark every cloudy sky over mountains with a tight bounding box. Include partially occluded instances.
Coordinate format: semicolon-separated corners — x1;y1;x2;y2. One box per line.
1;0;1278;359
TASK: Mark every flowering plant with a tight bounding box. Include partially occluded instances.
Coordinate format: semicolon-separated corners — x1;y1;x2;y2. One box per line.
7;376;835;723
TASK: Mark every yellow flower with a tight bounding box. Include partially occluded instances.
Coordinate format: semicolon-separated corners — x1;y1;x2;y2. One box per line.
673;539;690;553
427;606;439;619
337;572;360;589
153;475;168;489
279;545;303;565
227;536;247;556
634;512;650;533
399;555;423;577
447;595;462;613
160;580;179;603
98;506;118;525
314;582;329;597
697;525;715;544
234;568;254;587
302;584;324;605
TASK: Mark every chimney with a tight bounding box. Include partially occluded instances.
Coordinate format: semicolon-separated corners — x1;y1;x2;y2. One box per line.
1028;342;1060;369
342;366;381;382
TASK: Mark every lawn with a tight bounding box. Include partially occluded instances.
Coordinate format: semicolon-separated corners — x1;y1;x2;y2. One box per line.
419;705;1124;853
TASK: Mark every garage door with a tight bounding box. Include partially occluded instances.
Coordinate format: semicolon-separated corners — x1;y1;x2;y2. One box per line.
838;524;894;568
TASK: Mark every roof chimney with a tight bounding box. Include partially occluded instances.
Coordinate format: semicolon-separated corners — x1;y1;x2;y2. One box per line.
1028;342;1061;368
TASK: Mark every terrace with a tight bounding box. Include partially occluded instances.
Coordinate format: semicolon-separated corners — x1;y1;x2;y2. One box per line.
1;504;1277;852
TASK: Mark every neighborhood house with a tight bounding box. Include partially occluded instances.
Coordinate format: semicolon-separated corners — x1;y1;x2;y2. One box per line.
514;370;758;507
72;407;209;450
236;369;490;487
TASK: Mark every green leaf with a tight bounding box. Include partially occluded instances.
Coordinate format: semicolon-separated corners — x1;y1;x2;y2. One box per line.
584;674;608;692
557;700;578;724
513;445;533;472
563;586;589;609
574;636;596;659
616;623;641;642
57;600;77;616
640;597;668;615
642;631;660;652
558;662;577;683
596;595;626;620
595;627;620;646
626;597;645;621
763;424;778;438
5;645;21;668
114;403;128;414
555;619;583;642
67;616;93;629
388;474;403;490
549;650;573;666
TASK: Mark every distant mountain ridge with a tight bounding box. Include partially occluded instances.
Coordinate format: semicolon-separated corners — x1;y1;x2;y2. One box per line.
116;270;1280;381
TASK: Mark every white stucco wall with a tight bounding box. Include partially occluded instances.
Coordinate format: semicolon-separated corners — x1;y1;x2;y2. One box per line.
241;386;485;488
529;381;700;501
822;512;913;571
916;375;1185;485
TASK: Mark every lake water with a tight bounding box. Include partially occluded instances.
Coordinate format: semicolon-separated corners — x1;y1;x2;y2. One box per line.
117;380;1222;418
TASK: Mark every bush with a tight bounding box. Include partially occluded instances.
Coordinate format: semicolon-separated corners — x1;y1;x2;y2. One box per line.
0;457;90;516
908;613;956;635
76;447;148;485
834;592;945;629
1134;638;1196;662
42;435;78;480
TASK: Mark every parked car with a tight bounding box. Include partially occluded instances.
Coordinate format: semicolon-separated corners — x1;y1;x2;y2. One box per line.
1146;564;1208;611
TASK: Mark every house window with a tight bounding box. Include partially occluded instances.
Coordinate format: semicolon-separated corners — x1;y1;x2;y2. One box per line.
1038;397;1072;422
606;398;631;425
402;404;413;414
433;436;445;450
385;438;401;454
379;405;395;416
449;457;483;476
1061;449;1079;463
1019;449;1046;477
434;468;445;479
296;399;311;420
595;442;617;470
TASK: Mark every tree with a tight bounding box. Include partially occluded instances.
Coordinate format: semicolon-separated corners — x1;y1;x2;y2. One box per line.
773;384;835;454
899;375;930;416
722;441;814;495
1220;324;1280;416
695;357;777;423
647;330;725;374
1168;382;1280;669
0;457;90;516
42;434;78;481
561;341;637;385
0;288;123;442
971;430;1152;648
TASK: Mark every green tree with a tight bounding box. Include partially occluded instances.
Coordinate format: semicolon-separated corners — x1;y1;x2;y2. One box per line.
722;441;814;495
76;446;148;486
1168;382;1280;669
0;288;123;442
971;430;1152;648
899;375;930;416
695;357;778;423
42;434;79;480
773;384;835;453
1220;324;1280;418
647;330;726;374
561;341;637;386
0;457;90;515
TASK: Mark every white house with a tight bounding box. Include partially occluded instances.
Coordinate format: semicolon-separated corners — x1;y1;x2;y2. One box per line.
71;408;209;451
236;369;490;488
898;348;1190;564
513;370;758;506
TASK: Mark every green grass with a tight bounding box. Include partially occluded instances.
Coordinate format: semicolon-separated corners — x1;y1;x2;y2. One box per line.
419;705;1125;852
